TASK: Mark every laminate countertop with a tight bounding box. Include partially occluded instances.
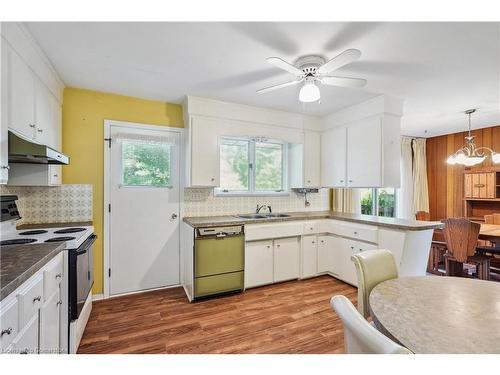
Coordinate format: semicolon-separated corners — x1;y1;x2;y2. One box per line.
183;211;443;231
0;242;65;301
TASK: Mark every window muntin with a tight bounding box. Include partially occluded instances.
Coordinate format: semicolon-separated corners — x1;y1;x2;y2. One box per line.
121;140;171;187
217;137;287;195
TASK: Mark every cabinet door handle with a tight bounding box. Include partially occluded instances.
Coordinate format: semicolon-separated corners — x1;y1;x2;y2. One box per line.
211;178;215;182
474;184;485;188
53;174;59;178
353;231;358;235
171;213;178;219
37;128;43;133
312;241;315;244
340;180;344;183
1;328;12;336
57;300;62;306
266;245;271;249
33;296;41;303
349;180;353;183
1;165;10;170
29;123;36;128
277;244;280;248
55;273;62;279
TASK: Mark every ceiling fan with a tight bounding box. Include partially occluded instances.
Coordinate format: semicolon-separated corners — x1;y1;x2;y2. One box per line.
257;49;366;103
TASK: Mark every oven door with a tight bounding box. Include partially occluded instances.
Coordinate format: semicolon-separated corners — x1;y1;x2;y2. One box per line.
69;234;96;321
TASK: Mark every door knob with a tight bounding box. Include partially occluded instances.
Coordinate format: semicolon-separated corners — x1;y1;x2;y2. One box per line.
171;213;178;219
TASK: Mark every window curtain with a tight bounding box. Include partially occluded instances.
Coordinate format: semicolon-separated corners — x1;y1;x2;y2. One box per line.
398;137;415;219
412;138;430;213
397;136;430;219
331;188;360;214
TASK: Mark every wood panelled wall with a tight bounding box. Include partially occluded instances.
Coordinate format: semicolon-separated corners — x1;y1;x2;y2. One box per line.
426;125;500;221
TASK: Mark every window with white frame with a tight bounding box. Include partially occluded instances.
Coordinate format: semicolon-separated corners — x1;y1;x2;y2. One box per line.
360;188;397;217
216;136;287;195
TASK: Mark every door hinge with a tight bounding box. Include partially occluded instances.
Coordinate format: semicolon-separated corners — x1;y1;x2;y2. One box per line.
108;268;111;278
108;204;111;213
104;138;112;148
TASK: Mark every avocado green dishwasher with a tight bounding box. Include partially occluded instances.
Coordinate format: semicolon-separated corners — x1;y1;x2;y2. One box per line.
194;226;244;299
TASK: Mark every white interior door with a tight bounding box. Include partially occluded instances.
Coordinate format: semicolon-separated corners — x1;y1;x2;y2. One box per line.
108;123;180;296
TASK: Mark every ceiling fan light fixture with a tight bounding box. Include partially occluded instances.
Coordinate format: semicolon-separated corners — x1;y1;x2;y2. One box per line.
299;81;320;103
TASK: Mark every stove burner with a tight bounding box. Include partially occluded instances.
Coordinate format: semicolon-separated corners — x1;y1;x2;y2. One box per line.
45;236;76;243
1;238;37;245
19;230;49;235
54;228;86;234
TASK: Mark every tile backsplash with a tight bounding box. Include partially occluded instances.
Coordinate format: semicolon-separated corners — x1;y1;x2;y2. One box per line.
0;184;93;224
184;188;330;217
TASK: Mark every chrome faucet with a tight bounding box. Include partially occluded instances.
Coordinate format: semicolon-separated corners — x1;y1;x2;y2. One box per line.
256;204;272;214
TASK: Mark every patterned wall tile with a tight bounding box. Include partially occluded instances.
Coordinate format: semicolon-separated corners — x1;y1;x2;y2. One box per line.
0;184;93;224
184;188;330;217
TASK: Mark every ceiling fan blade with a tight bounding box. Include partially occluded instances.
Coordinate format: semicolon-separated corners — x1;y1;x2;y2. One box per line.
317;49;362;74
266;57;304;76
256;79;303;94
319;76;367;88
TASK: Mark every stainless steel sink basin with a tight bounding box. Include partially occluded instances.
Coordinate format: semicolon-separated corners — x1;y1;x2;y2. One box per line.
237;214;267;219
263;213;291;218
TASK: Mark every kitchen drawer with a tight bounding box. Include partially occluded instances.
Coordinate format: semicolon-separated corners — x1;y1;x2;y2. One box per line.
318;219;344;236
43;253;63;300
245;222;303;241
9;315;39;354
303;221;320;235
194;271;244;298
17;274;43;328
0;299;19;350
338;222;378;243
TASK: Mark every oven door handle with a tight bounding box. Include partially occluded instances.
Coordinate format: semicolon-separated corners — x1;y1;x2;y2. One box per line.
76;234;97;255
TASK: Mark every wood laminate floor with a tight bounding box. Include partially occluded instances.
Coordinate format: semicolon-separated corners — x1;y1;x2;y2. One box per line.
78;276;357;354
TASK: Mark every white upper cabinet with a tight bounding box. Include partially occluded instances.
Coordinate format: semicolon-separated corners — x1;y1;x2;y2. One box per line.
321;115;401;188
289;130;321;188
34;79;61;149
321;127;346;187
7;46;36;139
347;117;382;187
303;131;321;187
185;116;220;187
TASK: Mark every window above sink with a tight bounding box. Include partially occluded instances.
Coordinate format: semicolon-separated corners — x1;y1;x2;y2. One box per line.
215;136;289;197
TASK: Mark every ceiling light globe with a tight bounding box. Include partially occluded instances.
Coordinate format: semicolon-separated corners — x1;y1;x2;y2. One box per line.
299;82;320;103
446;155;457;165
455;152;467;164
492;153;500;164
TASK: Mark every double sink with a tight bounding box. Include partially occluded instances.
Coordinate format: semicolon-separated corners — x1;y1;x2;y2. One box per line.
236;213;291;220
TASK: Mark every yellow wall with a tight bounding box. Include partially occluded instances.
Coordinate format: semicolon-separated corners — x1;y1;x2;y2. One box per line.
62;88;183;294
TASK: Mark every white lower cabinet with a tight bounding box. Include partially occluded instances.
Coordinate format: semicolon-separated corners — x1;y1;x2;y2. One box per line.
340;240;378;286
301;235;318;278
245;237;300;288
245;240;274;288
273;237;300;282
9;315;39;354
40;289;61;354
0;252;65;354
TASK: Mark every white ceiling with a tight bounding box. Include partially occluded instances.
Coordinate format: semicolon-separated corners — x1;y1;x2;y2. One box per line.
25;22;500;137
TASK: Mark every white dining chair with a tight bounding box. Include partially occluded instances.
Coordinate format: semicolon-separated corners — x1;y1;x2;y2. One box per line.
330;295;412;354
351;249;398;318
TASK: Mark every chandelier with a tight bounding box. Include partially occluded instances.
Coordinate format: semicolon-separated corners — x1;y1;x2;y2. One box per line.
446;109;500;166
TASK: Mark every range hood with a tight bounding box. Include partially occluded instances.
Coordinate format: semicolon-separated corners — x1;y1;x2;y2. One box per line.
8;131;70;165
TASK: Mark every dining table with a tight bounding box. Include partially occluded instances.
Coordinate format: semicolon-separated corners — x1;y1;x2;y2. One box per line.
369;276;500;354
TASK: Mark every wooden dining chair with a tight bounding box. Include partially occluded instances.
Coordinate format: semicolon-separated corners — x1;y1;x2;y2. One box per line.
442;218;490;280
415;211;431;221
330;295;412;354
